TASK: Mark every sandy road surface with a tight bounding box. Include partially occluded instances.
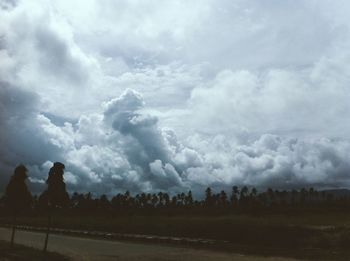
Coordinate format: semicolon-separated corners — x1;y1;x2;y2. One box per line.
0;227;301;261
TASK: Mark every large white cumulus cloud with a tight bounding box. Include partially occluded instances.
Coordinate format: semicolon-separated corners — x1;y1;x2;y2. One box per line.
189;65;350;138
1;87;350;195
1;0;350;195
185;134;350;191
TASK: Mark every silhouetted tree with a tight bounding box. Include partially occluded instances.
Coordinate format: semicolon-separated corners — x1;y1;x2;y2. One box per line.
157;192;164;207
4;165;32;247
2;182;346;221
230;186;239;209
239;186;249;207
40;162;69;252
163;193;170;207
185;190;194;207
151;193;159;208
205;187;213;207
99;194;111;211
267;188;275;207
219;190;228;207
171;196;177;207
248;187;258;208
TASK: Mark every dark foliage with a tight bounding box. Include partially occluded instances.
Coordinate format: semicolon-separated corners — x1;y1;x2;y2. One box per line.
18;186;350;216
3;165;32;214
3;164;350;258
39;162;70;208
2;173;350;215
1;162;350;216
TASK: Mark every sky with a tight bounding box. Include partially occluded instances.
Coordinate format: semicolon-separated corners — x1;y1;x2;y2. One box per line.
1;0;350;196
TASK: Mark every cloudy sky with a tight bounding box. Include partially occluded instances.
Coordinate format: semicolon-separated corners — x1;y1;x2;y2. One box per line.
1;0;350;196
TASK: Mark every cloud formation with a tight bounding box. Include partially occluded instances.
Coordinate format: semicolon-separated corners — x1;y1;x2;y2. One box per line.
1;0;350;196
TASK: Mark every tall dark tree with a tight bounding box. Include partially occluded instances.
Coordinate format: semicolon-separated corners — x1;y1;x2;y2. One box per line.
231;186;239;208
267;188;275;206
40;162;69;252
45;162;70;207
163;193;170;207
4;165;32;247
205;187;213;207
99;194;111;211
239;186;249;207
186;190;194;207
219;190;228;207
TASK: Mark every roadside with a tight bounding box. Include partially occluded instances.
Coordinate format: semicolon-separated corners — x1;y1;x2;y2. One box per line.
0;227;303;261
0;240;68;261
0;224;348;260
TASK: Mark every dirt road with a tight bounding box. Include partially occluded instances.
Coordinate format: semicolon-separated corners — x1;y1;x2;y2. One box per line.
0;227;301;261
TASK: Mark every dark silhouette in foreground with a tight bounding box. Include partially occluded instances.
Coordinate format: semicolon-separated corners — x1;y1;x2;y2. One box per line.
39;162;69;252
4;162;350;259
3;165;32;247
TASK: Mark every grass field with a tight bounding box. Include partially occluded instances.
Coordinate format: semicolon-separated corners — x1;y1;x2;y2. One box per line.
2;211;350;260
0;240;69;261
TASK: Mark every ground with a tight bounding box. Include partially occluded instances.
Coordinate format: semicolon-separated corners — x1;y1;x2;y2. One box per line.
0;227;302;261
0;239;67;261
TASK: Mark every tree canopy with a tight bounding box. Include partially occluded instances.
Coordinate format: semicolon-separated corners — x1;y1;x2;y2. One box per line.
4;164;32;213
39;162;69;208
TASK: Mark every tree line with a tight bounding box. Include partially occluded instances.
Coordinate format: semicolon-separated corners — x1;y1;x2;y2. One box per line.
2;163;350;251
49;186;350;214
1;164;350;217
1;163;68;251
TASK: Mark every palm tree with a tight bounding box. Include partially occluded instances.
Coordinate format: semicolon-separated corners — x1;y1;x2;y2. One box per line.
240;186;249;207
171;196;177;207
219;190;228;207
179;193;186;206
157;192;164;207
230;186;239;208
151;193;159;208
163;193;170;207
205;187;213;207
140;193;147;208
146;193;152;208
251;187;257;197
267;188;275;207
185;191;194;207
99;194;111;211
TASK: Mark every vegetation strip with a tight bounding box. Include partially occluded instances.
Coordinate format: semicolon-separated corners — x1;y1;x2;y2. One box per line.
0;240;69;261
0;224;228;246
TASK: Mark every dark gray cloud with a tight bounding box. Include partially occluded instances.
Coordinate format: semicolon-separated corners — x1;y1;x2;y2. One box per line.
104;90;172;170
0;82;63;193
103;89;184;190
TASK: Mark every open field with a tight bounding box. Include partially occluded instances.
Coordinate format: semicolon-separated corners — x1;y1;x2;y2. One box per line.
0;227;309;261
2;212;350;260
0;239;68;261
